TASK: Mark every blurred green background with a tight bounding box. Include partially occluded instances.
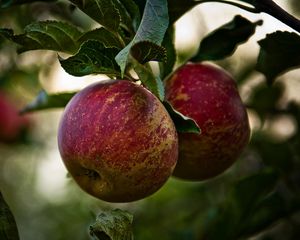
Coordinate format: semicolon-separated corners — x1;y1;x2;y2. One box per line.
1;1;300;239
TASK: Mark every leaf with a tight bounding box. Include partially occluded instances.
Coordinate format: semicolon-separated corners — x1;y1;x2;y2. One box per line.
115;0;169;75
231;168;278;211
0;21;82;54
89;209;133;240
167;0;198;24
250;133;294;174
0;192;20;240
121;0;141;31
192;15;262;62
20;90;76;113
0;0;54;8
202;168;279;240
69;0;121;32
159;26;176;79
60;40;120;77
130;41;167;64
131;57;165;101
78;28;123;48
256;31;300;84
238;191;294;238
163;101;201;134
247;82;284;120
112;0;136;34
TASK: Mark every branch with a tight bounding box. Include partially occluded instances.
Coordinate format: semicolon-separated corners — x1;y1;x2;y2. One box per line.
198;0;300;34
255;0;300;33
197;0;259;13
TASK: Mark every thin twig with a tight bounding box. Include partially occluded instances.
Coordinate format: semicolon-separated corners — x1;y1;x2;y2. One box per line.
196;0;260;13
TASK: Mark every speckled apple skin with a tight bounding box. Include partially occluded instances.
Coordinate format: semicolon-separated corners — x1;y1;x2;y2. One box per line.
58;80;178;202
165;63;250;180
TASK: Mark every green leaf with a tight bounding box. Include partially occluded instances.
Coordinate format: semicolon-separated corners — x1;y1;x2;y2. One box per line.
192;15;262;62
231;168;278;211
131;57;165;101
60;40;120;77
247;82;284;120
238;191;294;238
256;31;300;84
0;21;82;54
130;41;167;64
163;101;201;134
115;0;169;75
0;0;54;8
121;0;141;31
202;168;279;240
69;0;121;32
250;133;294;174
20;90;76;113
0;192;20;240
167;0;198;24
112;0;136;34
78;28;123;49
160;26;176;79
89;209;133;240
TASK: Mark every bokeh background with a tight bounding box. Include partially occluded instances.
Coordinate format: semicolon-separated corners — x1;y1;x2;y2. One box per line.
1;0;300;239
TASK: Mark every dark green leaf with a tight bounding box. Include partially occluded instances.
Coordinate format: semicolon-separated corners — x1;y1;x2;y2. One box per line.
163;101;200;134
21;90;76;113
121;0;141;31
115;0;169;75
130;41;166;64
247;82;284;120
250;133;294;174
202;168;279;240
192;15;262;62
112;0;136;34
167;0;198;24
60;40;120;77
256;31;300;84
89;209;133;240
238;191;298;238
0;192;20;240
0;0;55;8
0;21;82;54
78;28;123;48
160;26;176;79
231;168;278;210
69;0;121;32
131;57;165;101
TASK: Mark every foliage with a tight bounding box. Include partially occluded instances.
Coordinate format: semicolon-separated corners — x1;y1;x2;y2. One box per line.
1;0;300;239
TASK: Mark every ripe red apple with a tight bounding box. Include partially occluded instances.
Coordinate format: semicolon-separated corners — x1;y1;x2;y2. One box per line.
0;92;30;143
165;63;250;180
58;80;178;202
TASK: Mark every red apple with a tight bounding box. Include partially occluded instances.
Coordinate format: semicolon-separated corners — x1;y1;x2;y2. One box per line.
58;80;178;202
0;92;30;143
165;63;250;180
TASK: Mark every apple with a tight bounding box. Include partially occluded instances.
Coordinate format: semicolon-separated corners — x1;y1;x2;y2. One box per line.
58;80;178;202
0;92;30;143
165;63;250;180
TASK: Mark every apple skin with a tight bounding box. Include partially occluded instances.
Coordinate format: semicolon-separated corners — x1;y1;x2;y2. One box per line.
58;80;178;202
165;63;250;181
0;92;30;143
